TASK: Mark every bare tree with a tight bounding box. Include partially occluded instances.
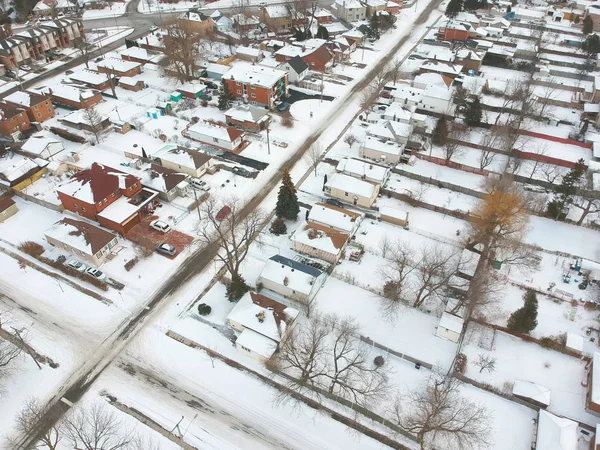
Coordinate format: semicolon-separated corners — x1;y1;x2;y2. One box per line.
359;82;379;121
197;197;267;282
72;33;94;69
10;397;61;450
534;81;559;119
478;128;503;171
474;354;497;374
82;106;108;144
386;58;403;85
63;402;131;450
0;312;22;386
390;374;492;450
287;0;318;38
163;18;205;83
293;293;317;318
231;0;251;45
571;172;600;225
443;132;466;164
379;241;415;319
344;133;357;147
305;143;322;177
412;245;459;309
539;163;564;186
526;143;549;180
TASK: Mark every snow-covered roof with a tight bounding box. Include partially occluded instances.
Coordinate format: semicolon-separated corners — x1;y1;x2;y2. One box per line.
0;154;41;183
21;136;63;156
62;109;108;126
566;332;584;352
188;121;244;143
335;0;364;9
420;60;462;76
44;218;116;256
414;72;451;88
264;5;289;18
391;84;423;103
118;75;145;87
4;90;47;107
336;157;388;184
223;63;287;88
69;69;113;86
326;173;376;198
379;206;408;221
593;172;600;192
383;102;413;122
592;352;600;405
512;380;551;407
362;136;404;156
535;410;577;450
343;28;364;39
459;248;480;277
142;164;187;193
323;22;348;33
154;144;213;170
206;62;230;75
313;7;333;17
96;58;142;73
308;202;362;233
97;188;158;224
438;312;463;334
119;46;149;60
235;328;278;359
225;104;269;123
423;84;453;101
236;45;263;57
228;291;299;343
259;255;323;296
38;84;99;102
367;120;413;141
292;221;350;255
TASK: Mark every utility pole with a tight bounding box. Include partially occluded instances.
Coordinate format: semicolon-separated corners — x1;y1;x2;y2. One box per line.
11;327;41;370
192;185;201;221
266;122;271;155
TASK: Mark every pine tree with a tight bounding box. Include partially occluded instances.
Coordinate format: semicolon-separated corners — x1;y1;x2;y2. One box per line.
507;290;538;334
368;14;380;40
445;0;463;18
454;86;468;116
464;97;482;126
218;82;235;110
316;25;329;40
583;15;594;35
433;116;449;146
547;158;585;219
275;168;300;220
463;0;480;11
270;216;287;235
582;33;600;56
226;274;250;302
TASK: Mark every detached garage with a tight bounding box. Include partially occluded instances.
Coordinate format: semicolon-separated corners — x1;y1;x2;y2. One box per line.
435;312;464;343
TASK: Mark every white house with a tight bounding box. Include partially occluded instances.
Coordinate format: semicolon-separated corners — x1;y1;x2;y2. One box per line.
360;136;405;164
333;0;366;22
336;157;390;185
257;254;327;302
535;411;577;450
187;121;244;152
282;55;309;83
435;312;463;343
291;222;350;264
419;85;454;115
21;136;64;161
512;380;551;408
307;202;362;234
226;291;299;363
324;172;379;208
153;144;215;178
367;119;413;145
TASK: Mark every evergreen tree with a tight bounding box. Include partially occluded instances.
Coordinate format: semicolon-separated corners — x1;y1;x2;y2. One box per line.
432;116;449;146
464;97;482;126
582;33;600;56
445;0;463;18
316;25;329;40
463;0;480;11
367;14;380;40
226;274;250;302
547;158;586;219
453;86;468;116
507;290;538;334
270;216;287;235
275;168;300;220
218;82;235;110
583;15;594;35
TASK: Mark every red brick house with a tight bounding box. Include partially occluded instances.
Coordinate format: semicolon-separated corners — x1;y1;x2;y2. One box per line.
386;1;401;14
223;64;288;109
313;7;334;24
225;104;270;131
96;57;143;77
69;69;115;91
56;163;159;234
440;21;469;42
302;46;334;73
3;91;55;123
43;85;103;110
0;103;31;138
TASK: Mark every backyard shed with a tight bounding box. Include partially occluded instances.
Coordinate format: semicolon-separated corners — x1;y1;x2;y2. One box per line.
435;312;463;343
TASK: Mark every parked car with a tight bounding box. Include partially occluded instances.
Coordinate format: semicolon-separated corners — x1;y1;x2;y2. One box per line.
86;267;106;280
65;69;74;75
149;25;158;31
203;80;218;89
149;219;171;233
191;179;206;190
20;65;32;71
201;185;211;192
277;102;289;112
155;242;177;256
379;90;391;99
5;71;15;79
199;92;213;101
94;57;104;62
67;259;87;272
325;198;345;208
216;205;232;221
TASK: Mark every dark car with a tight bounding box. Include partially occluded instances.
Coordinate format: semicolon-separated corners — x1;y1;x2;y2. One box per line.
155;242;177;256
216;205;232;221
326;198;345;208
203;80;218;89
277;102;289;112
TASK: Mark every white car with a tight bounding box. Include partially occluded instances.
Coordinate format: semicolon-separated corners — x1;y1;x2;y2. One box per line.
85;267;106;280
67;260;87;272
150;25;158;31
150;219;171;233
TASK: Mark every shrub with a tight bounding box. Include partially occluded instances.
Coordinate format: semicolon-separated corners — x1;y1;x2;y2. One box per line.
374;355;385;367
344;133;357;147
49;127;86;143
281;116;294;128
455;353;467;374
270;217;287;235
198;303;212;316
124;257;139;272
19;241;45;257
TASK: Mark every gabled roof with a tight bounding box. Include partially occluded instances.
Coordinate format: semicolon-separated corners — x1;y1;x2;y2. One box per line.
21;136;63;156
155;145;213;170
292;220;350;254
0;103;26;121
145;164;187;192
306;45;334;64
57;163;139;204
536;411;577;450
325;172;376;198
4;90;48;107
269;254;323;277
224;63;287;88
96;57;142;73
225;104;270;123
180;10;211;21
308;202;362;233
264;5;290;18
0;196;15;213
287;55;309;74
336;157;388;183
45;218;116;255
189;121;244;143
259;255;323;297
512;380;551;407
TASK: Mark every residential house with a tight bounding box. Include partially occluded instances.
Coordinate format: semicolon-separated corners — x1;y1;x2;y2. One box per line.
44;218;118;266
566;332;584;355
141;164;188;202
386;1;401;14
362;0;386;17
223;63;288;108
439;21;470;42
367;119;413;145
342;28;364;45
419;84;454;114
291;220;351;263
205;62;230;80
13;26;61;59
68;69;115;91
0;103;31;138
60;109;111;133
176;82;206;99
177;10;215;34
282;55;309;83
419;60;463;80
313;7;334;24
360;136;405;164
213;13;234;32
257;254;327;302
224;104;270;131
0;152;43;187
512;380;551;409
261;5;303;31
4;91;55;123
0;38;32;70
307;201;363;235
232;14;262;34
154;144;215;178
235;45;264;62
322;21;349;37
324;172;379;207
333;0;366;23
56;163;159;234
327;36;356;61
0;196;18;223
336;157;390;185
382;102;427;129
587;352;600;415
120;46;154;64
39;18;84;48
96;57;143;77
413;72;452;89
118;76;146;92
227;291;299;363
302;45;334;72
379;206;409;226
453;48;484;73
187;121;245;151
41;85;103;109
535;411;577;450
32;0;77;16
21;136;64;161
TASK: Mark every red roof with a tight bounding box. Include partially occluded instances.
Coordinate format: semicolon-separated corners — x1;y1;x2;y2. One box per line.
0;196;16;213
226;126;244;142
66;163;139;203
